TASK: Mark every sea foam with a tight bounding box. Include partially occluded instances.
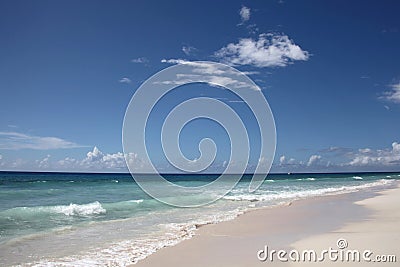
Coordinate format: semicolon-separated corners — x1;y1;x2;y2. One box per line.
54;201;106;216
223;179;394;202
1;201;107;218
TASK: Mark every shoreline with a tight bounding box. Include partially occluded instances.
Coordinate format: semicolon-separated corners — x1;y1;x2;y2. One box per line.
0;178;397;266
135;182;399;266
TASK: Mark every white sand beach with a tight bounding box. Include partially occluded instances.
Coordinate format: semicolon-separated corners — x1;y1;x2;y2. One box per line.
136;183;399;266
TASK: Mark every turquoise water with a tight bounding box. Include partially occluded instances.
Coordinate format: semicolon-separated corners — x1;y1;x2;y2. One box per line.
0;171;399;266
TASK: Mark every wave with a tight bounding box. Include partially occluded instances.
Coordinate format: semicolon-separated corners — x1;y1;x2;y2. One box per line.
296;177;316;181
54;201;106;216
128;199;143;204
27;208;245;267
223;179;394;202
353;176;363;180
30;223;199;266
1;201;106;218
0;198;148;220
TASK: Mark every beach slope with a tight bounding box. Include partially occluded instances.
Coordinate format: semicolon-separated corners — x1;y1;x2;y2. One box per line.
136;184;399;267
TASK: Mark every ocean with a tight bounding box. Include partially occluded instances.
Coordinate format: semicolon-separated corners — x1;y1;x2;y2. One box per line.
0;171;399;266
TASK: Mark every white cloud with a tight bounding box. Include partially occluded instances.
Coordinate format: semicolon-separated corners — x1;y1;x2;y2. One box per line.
279;155;296;166
131;57;149;64
307;155;322;166
0;132;85;150
379;82;400;103
347;142;400;166
182;46;197;56
239;6;251;22
161;58;186;65
71;147;148;171
81;146;126;169
160;59;261;91
215;33;309;68
0;154;2;160
86;146;104;161
119;77;131;84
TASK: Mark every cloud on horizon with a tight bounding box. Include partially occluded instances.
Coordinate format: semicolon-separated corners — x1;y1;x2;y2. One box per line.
274;141;400;172
346;142;400;167
2;142;399;173
57;147;145;171
307;154;322;166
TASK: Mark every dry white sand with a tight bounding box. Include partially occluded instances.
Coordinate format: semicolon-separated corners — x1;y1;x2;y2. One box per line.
290;185;399;266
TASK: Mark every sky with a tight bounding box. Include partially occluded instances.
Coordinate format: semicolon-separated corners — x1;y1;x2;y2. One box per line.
0;0;399;173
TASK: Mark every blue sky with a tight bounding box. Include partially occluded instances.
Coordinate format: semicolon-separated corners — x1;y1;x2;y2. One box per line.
0;0;399;173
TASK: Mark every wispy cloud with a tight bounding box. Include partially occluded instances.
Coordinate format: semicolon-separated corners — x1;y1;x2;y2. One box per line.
239;6;251;23
160;59;261;91
215;33;309;68
38;154;51;169
119;77;132;84
381;28;398;34
318;146;353;156
182;46;197;56
379;82;400;103
131;57;149;64
0;132;85;150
